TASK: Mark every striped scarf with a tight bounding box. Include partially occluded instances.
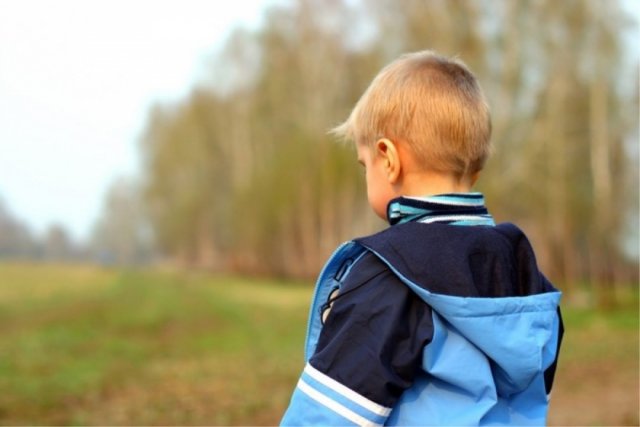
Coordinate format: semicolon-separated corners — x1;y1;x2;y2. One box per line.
387;193;495;226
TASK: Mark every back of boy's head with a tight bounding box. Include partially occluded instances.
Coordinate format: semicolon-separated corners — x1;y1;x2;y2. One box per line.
333;50;492;177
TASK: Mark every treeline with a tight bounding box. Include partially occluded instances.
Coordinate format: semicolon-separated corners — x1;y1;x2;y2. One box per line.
0;198;87;262
0;179;154;265
4;1;630;302
138;0;638;298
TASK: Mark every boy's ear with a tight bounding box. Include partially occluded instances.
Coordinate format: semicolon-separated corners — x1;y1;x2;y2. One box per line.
375;138;401;184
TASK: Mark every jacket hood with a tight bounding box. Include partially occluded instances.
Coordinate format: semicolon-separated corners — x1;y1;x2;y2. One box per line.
356;221;562;396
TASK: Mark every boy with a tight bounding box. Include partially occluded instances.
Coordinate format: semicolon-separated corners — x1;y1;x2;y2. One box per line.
281;51;563;426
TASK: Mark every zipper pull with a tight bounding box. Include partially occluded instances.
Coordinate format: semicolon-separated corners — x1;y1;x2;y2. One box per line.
334;258;354;282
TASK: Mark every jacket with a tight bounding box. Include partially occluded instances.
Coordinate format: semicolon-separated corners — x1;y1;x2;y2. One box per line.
281;220;563;426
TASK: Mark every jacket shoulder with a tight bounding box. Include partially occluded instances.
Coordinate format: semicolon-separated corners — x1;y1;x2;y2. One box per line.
355;222;552;297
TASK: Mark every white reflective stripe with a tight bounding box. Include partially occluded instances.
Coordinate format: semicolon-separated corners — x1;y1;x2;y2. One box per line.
297;379;382;427
419;215;491;224
305;364;392;417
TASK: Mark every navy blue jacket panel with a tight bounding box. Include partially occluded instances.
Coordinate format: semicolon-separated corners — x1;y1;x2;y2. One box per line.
311;252;434;408
356;222;553;297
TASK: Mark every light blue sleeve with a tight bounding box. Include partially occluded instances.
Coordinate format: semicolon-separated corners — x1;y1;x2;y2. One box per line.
280;363;391;426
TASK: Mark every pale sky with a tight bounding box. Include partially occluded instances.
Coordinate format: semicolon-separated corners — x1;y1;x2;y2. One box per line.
0;0;270;241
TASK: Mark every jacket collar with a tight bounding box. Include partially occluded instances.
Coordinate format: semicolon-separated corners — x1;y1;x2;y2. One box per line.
387;193;494;226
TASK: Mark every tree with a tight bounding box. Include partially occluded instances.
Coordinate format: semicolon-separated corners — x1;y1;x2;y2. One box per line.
91;177;155;265
42;224;75;262
0;198;38;259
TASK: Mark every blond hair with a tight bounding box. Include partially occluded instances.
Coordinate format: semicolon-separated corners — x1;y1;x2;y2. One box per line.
332;50;492;177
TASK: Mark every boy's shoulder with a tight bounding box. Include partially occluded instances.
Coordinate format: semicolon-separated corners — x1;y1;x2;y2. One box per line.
353;222;547;297
355;221;524;260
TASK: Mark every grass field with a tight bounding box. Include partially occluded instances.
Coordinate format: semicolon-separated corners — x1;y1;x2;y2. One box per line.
0;262;637;426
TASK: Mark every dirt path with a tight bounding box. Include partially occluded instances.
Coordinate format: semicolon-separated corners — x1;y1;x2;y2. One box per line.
549;361;639;426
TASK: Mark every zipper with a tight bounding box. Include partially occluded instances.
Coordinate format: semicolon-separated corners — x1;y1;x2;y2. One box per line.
334;257;354;282
303;241;350;361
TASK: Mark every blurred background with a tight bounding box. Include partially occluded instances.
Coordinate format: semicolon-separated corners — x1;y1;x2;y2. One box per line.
0;0;638;425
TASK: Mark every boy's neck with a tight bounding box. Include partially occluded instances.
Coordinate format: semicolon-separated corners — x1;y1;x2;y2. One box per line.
398;170;477;197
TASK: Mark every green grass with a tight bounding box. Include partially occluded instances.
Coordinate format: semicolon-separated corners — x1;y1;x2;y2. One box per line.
0;262;637;425
0;263;310;425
